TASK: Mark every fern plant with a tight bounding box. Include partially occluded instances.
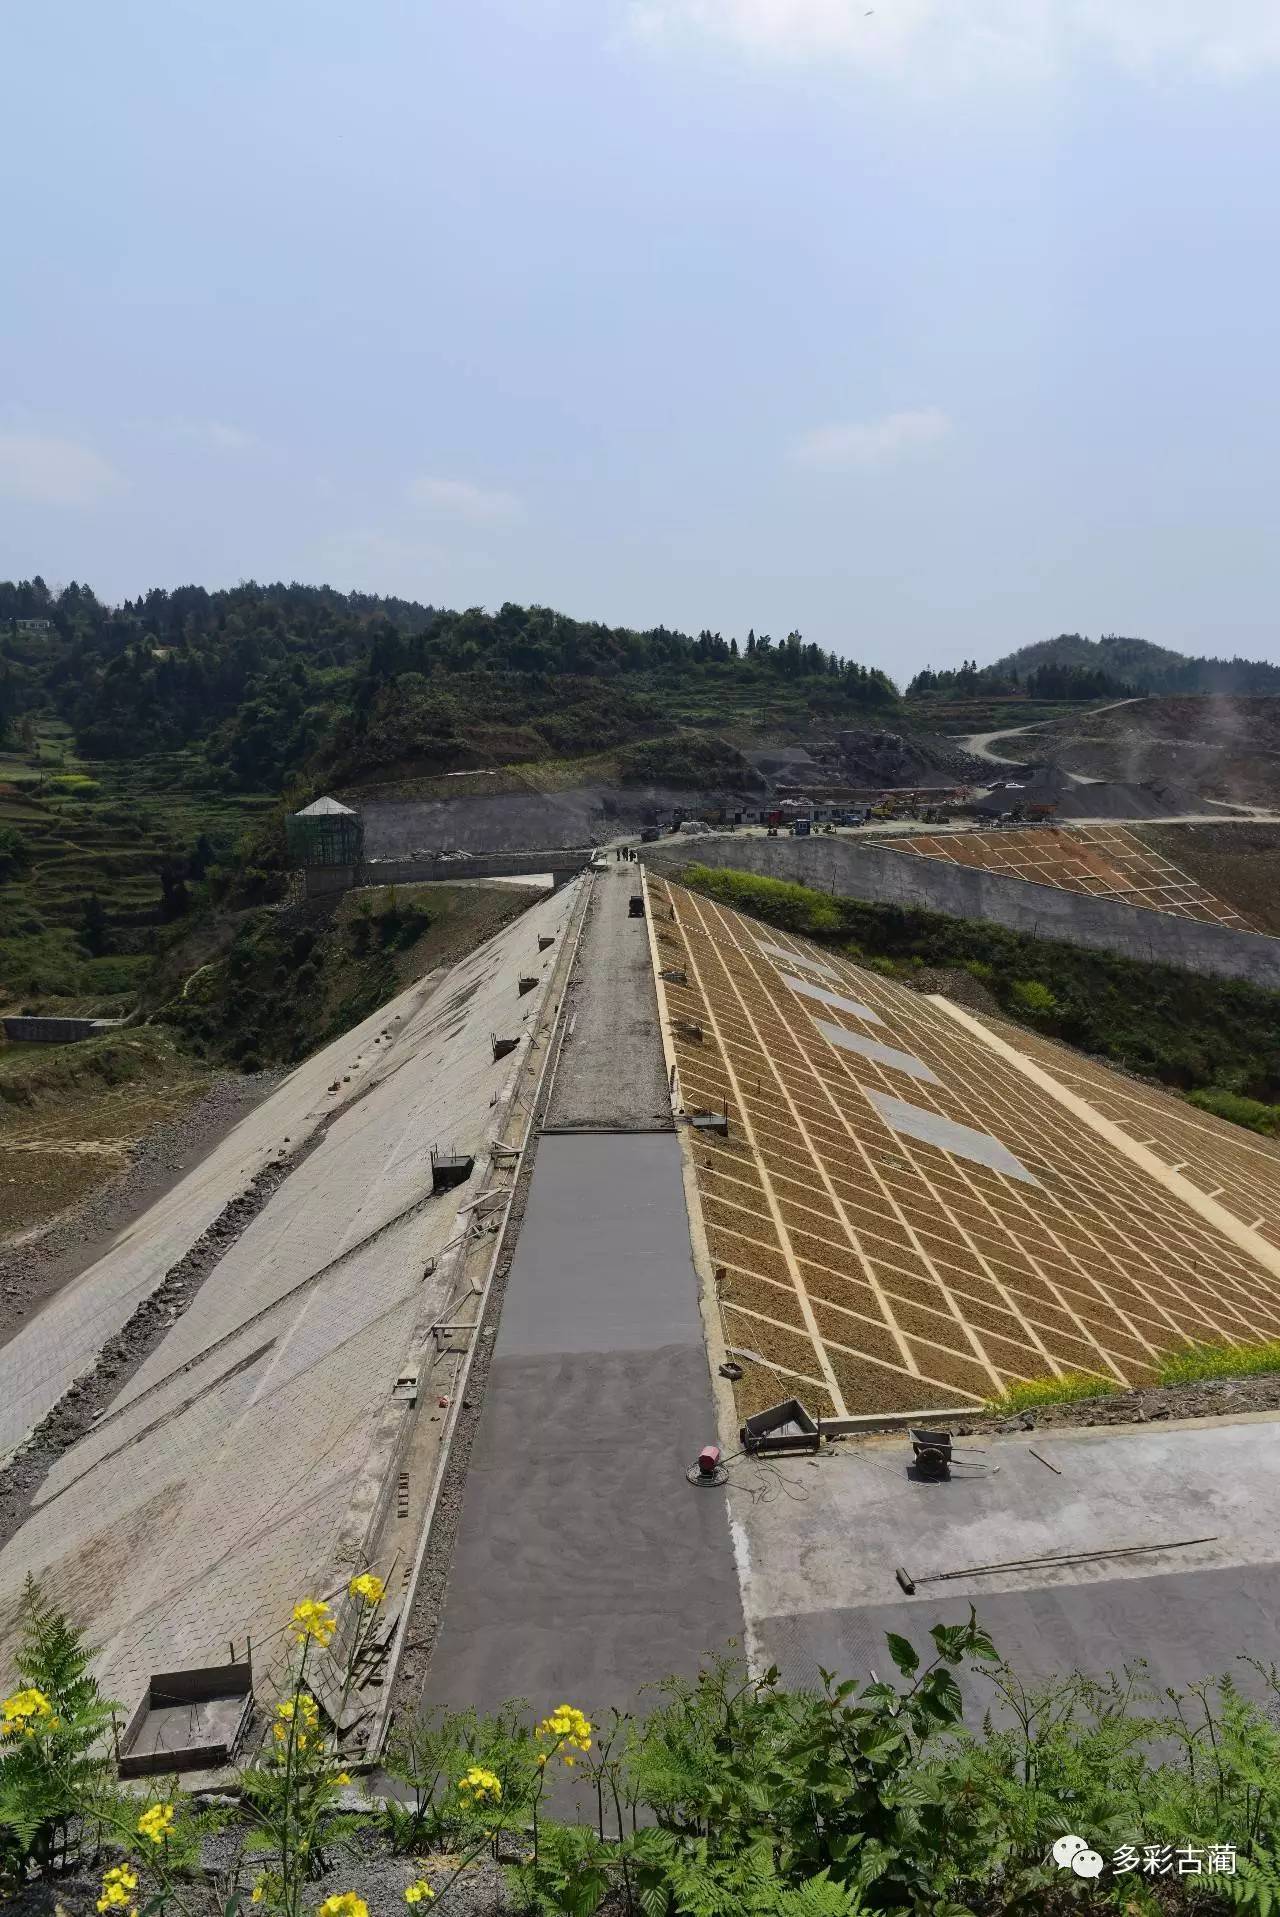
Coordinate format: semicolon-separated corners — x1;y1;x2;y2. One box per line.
622;1613;998;1915
0;1575;122;1884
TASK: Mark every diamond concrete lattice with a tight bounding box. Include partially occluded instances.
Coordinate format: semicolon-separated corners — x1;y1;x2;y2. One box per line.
879;824;1260;930
0;884;581;1716
648;875;1280;1423
975;1015;1280;1256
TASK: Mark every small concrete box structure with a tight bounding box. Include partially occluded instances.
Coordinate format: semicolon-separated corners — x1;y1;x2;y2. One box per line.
117;1659;253;1778
431;1147;475;1194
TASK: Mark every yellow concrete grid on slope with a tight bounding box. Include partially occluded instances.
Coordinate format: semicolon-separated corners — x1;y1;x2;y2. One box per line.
647;875;1280;1423
879;824;1258;931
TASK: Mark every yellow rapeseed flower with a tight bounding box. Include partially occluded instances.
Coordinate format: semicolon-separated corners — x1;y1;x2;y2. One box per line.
403;1883;435;1904
456;1764;502;1804
292;1598;336;1647
349;1573;385;1605
335;1771;352;1786
273;1693;320;1743
277;1693;320;1725
96;1865;138;1914
137;1802;175;1845
535;1703;593;1759
251;1883;266;1905
317;1895;368;1917
2;1686;53;1738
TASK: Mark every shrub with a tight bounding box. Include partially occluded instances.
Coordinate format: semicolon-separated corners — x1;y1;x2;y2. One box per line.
16;1583;1280;1913
1186;1087;1280;1136
1008;978;1058;1016
0;827;32;883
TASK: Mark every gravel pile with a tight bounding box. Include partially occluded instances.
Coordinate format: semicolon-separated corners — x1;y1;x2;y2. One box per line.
4;1823;633;1917
972;770;1212;821
833;726;991;788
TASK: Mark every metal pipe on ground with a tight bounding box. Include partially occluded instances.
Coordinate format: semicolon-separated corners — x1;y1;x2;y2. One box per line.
894;1535;1219;1594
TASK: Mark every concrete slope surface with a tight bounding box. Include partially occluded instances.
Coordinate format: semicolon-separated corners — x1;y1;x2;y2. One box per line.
0;884;579;1716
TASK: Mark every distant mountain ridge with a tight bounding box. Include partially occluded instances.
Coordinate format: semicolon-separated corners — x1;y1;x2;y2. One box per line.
987;633;1280;696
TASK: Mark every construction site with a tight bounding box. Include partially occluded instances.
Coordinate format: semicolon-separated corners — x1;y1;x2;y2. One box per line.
4;804;1280;1784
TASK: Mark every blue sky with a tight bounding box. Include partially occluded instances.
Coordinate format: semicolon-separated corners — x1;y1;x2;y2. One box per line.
3;0;1279;676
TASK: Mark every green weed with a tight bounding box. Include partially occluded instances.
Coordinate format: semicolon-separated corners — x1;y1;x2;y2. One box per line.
985;1371;1121;1415
1156;1339;1280;1385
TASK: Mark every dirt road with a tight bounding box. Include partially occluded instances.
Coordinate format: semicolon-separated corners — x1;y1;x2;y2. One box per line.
959;697;1144;767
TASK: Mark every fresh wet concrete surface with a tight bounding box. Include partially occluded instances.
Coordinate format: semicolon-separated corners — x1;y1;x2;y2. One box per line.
422;1131;743;1720
496;1133;702;1356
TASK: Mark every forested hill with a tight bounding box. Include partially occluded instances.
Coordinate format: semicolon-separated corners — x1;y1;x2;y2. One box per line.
0;578;897;794
985;633;1280;696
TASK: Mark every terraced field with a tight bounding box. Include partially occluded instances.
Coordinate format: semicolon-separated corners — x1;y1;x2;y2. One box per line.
879;824;1258;930
647;876;1280;1422
0;724;273;1009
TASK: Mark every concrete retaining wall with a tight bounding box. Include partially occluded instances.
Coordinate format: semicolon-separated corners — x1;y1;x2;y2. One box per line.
642;835;1280;991
303;848;594;898
2;1016;125;1044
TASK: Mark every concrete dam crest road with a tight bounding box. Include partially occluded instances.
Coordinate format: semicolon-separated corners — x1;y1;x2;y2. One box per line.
420;863;744;1721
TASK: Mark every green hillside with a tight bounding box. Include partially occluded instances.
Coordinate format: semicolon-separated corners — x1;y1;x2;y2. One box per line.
0;580;898;797
985;632;1280;696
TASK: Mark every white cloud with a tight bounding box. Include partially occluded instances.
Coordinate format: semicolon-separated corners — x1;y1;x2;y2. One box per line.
790;407;952;471
0;433;124;506
145;417;264;455
407;475;523;524
629;0;1280;86
201;421;260;453
307;529;449;592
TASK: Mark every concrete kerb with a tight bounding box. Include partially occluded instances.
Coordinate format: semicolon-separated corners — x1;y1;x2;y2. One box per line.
360;874;593;1756
639;868;741;1458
